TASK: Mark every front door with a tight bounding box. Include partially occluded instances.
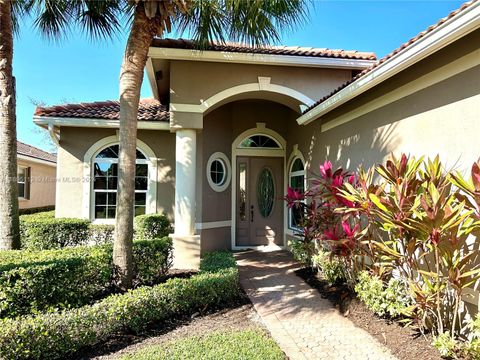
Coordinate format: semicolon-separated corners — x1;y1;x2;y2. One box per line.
236;156;284;246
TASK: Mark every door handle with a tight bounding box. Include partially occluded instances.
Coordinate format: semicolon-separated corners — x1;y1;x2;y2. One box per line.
250;205;254;222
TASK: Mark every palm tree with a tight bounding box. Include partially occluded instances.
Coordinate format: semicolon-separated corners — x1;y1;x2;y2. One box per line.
0;1;123;250
0;0;20;250
115;0;309;289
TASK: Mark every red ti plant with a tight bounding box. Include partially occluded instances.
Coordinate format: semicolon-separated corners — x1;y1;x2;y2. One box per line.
284;160;362;285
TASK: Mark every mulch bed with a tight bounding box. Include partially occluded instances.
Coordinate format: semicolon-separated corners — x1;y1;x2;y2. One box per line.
296;267;443;360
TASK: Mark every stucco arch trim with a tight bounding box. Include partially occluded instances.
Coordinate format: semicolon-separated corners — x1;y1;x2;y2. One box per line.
170;82;316;115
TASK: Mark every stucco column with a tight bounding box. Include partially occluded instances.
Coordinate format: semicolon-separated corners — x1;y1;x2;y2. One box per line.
170;128;201;269
174;129;196;235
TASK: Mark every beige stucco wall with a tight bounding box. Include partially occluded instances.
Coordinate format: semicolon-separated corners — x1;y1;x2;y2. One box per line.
18;159;56;209
288;29;480;178
169;60;353;109
55;127;175;220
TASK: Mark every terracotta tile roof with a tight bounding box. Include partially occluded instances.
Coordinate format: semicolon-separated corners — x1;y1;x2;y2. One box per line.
34;98;169;122
151;38;377;61
17;141;56;163
302;0;477;114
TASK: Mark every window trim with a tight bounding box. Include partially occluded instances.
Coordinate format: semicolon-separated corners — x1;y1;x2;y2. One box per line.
92;149;149;221
17;166;29;200
287;151;306;231
206;152;231;192
82;136;158;224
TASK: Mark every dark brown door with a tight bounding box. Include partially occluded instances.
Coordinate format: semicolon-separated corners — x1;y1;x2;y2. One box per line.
236;156;284;246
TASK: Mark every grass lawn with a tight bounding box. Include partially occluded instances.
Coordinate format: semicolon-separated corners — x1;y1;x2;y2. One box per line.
120;329;285;360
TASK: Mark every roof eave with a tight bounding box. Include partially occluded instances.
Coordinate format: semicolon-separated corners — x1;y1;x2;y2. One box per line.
17;153;56;167
33;116;170;130
147;46;376;70
296;1;480;126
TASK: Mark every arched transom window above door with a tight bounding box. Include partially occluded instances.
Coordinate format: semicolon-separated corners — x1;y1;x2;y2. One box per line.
239;134;281;149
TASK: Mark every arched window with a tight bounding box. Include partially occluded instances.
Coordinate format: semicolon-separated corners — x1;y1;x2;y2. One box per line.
93;144;149;220
289;157;305;229
239;134;281;149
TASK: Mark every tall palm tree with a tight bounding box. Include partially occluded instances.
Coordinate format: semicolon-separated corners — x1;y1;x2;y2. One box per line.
115;0;309;289
0;0;123;251
0;0;20;250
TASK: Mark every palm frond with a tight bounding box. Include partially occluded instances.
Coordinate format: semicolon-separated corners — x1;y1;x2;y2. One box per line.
75;1;124;41
175;0;309;49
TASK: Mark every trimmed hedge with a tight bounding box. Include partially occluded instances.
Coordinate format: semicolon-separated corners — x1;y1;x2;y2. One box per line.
0;251;239;360
20;212;173;250
134;213;172;240
0;238;172;318
20;212;91;250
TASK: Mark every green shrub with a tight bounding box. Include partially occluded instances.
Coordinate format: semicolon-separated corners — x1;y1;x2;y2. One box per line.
134;214;172;240
133;239;173;286
312;250;346;285
20;212;91;250
355;271;411;318
121;329;285;360
287;238;315;266
89;224;115;245
432;332;458;358
0;238;172;318
200;251;237;273
0;251;239;360
0;246;111;318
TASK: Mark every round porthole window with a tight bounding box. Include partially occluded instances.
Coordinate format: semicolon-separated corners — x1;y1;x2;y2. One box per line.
206;152;231;192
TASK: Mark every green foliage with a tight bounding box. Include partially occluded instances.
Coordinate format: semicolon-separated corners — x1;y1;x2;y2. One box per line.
134;214;172;240
340;155;480;337
20;212;91;249
89;224;115;245
0;246;111;318
355;271;411;318
433;332;459;358
133;238;173;286
0;238;172;318
312;250;346;285
287;238;315;266
0;251;240;360
120;329;285;360
200;251;237;273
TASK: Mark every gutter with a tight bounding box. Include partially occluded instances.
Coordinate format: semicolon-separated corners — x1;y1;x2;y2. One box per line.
33;116;171;131
296;1;480;126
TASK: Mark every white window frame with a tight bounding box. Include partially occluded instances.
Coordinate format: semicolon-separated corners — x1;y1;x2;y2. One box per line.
82;136;158;224
287;147;306;231
17;166;28;200
92;150;149;221
206;152;231;192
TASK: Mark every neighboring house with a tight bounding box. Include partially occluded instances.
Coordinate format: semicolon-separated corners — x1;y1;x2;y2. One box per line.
17;141;57;211
33;1;479;270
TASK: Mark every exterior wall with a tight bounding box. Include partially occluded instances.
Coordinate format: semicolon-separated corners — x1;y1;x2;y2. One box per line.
169;60;353;109
17;159;56;209
198;100;297;253
55;127;175;220
289;29;480;178
285;30;480;303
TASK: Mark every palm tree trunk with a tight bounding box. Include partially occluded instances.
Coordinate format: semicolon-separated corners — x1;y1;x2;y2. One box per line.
0;0;20;250
114;4;161;290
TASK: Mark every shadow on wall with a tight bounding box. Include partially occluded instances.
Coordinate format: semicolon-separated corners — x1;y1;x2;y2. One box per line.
305;119;399;176
157;158;175;219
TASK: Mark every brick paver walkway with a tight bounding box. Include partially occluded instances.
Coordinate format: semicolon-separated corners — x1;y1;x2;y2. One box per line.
235;250;397;360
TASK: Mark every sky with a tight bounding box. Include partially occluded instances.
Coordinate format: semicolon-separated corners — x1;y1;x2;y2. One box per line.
13;0;465;151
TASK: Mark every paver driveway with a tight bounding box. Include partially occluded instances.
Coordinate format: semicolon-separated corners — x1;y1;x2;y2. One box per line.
235;250;397;360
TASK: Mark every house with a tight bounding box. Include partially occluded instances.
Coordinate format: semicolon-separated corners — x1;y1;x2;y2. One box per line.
33;1;479;271
17;141;56;212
